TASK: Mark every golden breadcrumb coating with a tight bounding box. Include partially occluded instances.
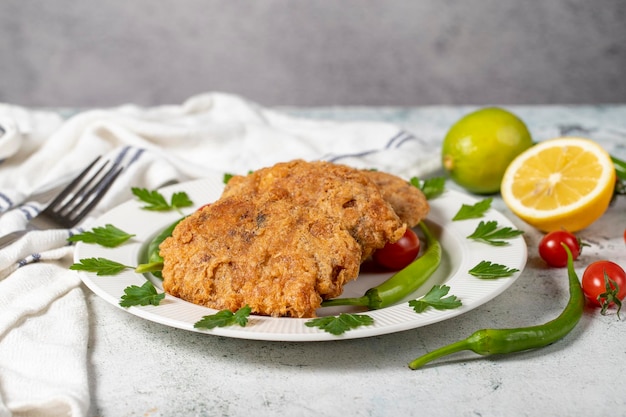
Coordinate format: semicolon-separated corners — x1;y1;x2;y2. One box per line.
362;170;429;227
160;160;428;318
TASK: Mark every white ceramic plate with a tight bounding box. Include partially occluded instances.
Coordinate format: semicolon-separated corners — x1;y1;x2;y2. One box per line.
75;176;527;341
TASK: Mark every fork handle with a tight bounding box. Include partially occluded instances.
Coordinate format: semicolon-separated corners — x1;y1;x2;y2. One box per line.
0;230;29;250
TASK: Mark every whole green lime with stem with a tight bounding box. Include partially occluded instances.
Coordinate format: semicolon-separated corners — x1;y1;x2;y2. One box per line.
442;107;533;194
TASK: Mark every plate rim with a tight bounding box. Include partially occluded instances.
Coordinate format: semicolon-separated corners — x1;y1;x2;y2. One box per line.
75;176;528;342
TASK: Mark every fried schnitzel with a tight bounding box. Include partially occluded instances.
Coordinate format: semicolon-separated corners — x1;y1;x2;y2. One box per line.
160;160;428;318
362;170;429;228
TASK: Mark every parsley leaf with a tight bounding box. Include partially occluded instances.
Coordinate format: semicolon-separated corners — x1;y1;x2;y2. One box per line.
409;285;462;313
223;173;234;184
132;187;168;210
305;313;374;335
223;171;254;184
410;176;446;200
67;224;135;247
119;281;165;307
170;191;193;209
467;220;524;246
452;198;493;221
468;260;519;279
194;305;252;329
132;187;193;212
69;257;132;276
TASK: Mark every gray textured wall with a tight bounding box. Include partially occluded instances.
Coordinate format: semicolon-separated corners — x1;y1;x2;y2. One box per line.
1;0;625;108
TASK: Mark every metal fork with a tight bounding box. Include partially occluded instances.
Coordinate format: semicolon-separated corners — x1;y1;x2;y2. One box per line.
0;156;123;249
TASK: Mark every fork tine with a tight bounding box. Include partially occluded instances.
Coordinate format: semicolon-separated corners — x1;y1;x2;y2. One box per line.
52;161;111;215
52;164;106;216
66;164;123;225
42;157;123;227
44;156;102;210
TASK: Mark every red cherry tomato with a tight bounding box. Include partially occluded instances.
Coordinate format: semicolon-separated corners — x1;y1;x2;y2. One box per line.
538;230;581;268
581;261;626;315
373;228;420;270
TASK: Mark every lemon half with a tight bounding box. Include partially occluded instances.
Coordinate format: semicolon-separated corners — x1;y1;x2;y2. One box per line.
501;137;615;232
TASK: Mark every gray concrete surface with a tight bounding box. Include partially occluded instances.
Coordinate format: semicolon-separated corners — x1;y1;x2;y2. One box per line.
82;104;626;417
1;0;625;107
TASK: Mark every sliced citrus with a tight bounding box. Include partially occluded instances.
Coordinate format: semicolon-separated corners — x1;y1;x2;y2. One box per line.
501;137;615;232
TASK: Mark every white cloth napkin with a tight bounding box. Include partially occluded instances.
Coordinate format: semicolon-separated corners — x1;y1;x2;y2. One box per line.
0;92;440;416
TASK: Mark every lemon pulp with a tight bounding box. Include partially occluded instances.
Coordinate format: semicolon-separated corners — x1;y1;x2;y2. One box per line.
501;137;615;232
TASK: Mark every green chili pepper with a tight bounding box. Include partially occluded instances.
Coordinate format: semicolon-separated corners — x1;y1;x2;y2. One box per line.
321;221;442;310
408;244;584;370
135;217;185;276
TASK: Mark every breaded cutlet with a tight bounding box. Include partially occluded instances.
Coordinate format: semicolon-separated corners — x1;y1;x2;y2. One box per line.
160;160;428;318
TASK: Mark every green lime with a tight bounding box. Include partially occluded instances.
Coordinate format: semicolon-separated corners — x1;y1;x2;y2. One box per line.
442;107;533;194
